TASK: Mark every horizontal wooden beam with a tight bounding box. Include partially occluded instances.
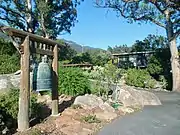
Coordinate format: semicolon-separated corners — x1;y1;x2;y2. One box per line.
31;48;53;56
62;64;93;67
1;26;64;47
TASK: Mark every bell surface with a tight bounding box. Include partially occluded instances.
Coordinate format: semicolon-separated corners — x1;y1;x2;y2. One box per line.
36;55;52;91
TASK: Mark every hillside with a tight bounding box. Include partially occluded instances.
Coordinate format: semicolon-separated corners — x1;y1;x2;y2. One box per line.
62;39;103;53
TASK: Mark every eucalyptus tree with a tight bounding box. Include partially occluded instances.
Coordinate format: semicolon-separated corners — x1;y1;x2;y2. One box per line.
95;0;180;91
0;0;82;38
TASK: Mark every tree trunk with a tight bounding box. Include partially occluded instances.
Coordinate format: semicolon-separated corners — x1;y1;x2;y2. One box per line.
26;0;33;33
165;9;180;91
169;38;180;91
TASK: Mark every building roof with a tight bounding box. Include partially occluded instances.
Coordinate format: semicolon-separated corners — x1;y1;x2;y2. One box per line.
112;51;155;57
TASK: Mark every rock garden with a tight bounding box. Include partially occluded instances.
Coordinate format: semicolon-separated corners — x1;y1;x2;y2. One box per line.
0;61;163;135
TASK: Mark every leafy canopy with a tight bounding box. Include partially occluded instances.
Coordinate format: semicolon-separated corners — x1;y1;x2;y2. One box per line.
0;0;83;38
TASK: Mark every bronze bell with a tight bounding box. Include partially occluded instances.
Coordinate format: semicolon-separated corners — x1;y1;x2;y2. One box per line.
36;55;52;92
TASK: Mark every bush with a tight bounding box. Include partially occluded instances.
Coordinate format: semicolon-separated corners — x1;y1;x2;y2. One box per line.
58;67;91;96
81;115;101;123
125;68;156;88
0;89;42;134
0;38;17;55
0;54;20;74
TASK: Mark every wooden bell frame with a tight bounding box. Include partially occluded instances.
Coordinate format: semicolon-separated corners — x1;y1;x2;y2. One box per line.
1;27;62;131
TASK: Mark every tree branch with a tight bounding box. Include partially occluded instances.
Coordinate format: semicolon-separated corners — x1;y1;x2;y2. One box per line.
150;1;165;14
0;6;25;19
174;29;180;39
0;16;26;31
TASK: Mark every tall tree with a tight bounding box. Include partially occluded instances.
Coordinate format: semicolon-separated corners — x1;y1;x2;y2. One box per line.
0;0;82;38
131;34;168;52
96;0;180;91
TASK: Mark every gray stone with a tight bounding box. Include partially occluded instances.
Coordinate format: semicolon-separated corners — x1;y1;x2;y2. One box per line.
74;94;104;110
115;86;161;107
95;112;117;121
0;72;33;92
118;106;135;114
99;102;115;113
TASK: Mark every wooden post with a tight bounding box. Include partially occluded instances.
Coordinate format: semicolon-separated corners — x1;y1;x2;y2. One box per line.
18;36;30;131
51;44;59;116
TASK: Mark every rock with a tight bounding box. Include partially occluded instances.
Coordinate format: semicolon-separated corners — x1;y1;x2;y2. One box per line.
14;70;21;75
10;74;20;88
94;112;117;121
0;75;13;93
118;106;134;114
74;94;104;110
0;72;33;92
115;86;161;107
99;102;115;113
37;95;51;104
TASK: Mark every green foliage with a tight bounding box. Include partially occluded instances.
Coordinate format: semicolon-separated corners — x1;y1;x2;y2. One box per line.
0;54;20;74
147;49;171;89
107;44;131;53
0;38;20;74
0;0;83;38
71;52;92;64
103;62;122;83
57;40;77;61
125;68;156;88
147;55;163;75
131;35;168;52
0;89;42;120
0;89;43;133
81;115;101;123
86;64;126;97
0;38;17;55
58;67;91;96
88;50;110;66
159;75;168;89
71;104;82;109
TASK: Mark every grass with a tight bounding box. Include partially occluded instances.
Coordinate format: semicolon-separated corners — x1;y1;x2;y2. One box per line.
71;104;83;109
81;115;101;124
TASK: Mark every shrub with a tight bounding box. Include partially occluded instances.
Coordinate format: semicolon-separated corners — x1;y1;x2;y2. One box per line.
71;104;82;109
58;67;91;96
0;38;17;55
0;89;43;134
147;55;163;75
125;68;156;88
81;115;101;123
0;54;20;74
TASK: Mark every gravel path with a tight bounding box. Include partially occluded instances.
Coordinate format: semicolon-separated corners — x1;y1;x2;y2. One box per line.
98;91;180;135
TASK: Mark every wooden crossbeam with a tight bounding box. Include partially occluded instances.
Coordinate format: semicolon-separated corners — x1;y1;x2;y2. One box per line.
1;26;64;47
31;48;54;56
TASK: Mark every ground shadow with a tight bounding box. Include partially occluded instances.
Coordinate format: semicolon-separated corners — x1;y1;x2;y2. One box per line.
29;103;51;127
58;96;76;113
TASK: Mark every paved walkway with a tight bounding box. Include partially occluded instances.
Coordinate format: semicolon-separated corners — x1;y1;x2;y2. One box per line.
98;91;180;135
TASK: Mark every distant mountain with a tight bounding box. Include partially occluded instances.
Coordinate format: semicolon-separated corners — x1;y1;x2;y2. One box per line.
62;39;103;53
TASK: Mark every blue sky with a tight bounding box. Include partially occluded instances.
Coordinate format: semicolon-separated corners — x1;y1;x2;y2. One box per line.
60;0;166;50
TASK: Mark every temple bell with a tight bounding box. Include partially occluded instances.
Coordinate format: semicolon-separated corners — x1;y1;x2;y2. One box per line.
33;55;52;92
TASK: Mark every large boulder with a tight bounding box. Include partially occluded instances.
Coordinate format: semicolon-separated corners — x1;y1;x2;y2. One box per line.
74;94;104;110
0;71;33;92
114;86;161;107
